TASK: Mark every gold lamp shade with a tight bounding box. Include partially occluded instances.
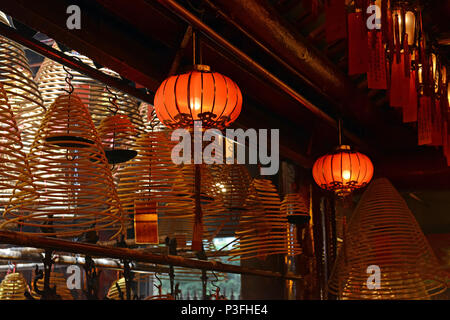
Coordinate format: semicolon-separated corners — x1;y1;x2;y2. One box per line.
228;179;302;261
0;12;45;152
34;43;144;134
0;272;30;300
31;271;74;300
2;94;123;238
0;83;35;210
328;178;447;299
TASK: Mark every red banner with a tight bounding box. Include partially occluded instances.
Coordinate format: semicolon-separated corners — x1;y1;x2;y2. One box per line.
325;0;347;43
348;12;368;75
403;69;418;122
418;96;432;145
367;31;387;89
431;99;443;146
390;53;409;107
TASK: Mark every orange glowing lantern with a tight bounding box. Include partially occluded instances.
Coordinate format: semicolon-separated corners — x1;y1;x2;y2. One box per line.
153;64;242;129
312;145;374;196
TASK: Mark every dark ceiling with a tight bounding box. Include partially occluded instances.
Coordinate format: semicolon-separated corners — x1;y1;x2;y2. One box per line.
1;0;450;190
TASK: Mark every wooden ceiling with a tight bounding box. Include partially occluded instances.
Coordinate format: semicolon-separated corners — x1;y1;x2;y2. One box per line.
2;0;450;189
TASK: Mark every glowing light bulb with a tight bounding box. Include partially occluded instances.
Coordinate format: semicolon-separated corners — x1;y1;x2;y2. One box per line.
342;170;351;181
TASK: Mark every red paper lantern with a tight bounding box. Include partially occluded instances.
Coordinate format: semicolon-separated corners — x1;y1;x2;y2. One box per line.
312;145;374;196
154;64;242;129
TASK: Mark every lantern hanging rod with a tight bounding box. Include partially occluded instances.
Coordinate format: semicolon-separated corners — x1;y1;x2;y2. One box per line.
0;22;155;105
0;247;169;274
0;230;303;281
154;0;368;150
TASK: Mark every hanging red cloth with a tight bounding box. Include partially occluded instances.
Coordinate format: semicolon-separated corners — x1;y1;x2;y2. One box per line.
325;0;347;44
431;99;443;146
390;53;409;107
367;31;387;89
348;12;368;75
403;69;418;123
418;96;433;145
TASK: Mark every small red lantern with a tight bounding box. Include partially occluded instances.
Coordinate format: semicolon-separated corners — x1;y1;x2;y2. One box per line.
154;64;242;129
312;145;374;196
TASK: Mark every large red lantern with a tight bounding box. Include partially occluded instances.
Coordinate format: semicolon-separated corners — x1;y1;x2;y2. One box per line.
312;145;374;196
154;64;242;129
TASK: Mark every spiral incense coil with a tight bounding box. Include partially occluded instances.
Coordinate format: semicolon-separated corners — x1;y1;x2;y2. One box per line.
98;114;138;164
2;94;123;238
328;178;447;300
107;277;134;300
217;164;252;211
0;13;45;151
228;179;302;261
34;43;144;134
281;193;309;256
0;272;30;300
0;83;36;211
31;271;74;300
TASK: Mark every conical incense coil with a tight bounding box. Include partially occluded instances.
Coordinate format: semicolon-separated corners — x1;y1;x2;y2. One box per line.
281;193;309;256
115;129;183;238
0;272;30;300
0;12;45;151
2;94;123;238
107;277;134;300
228;179;302;261
0;82;35;210
31;271;73;300
98;114;137;164
34;43;144;133
328;178;447;300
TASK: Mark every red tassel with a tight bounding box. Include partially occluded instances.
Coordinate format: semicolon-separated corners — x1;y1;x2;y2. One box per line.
367;31;387;89
403;69;418;123
325;0;347;44
418;96;432;145
348;12;368;75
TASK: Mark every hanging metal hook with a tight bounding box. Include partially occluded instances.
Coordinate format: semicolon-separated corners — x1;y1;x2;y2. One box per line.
62;65;74;95
154;272;163;295
106;85;119;115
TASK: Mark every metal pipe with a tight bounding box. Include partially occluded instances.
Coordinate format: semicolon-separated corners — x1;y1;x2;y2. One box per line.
154;0;367;149
0;247;169;274
0;22;155;105
0;230;302;281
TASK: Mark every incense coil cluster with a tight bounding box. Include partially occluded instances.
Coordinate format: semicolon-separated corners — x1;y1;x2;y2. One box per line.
0;272;29;300
158;267;227;283
0;13;45;151
2;94;123;238
0;83;36;209
31;271;74;300
328;178;447;300
228;179;302;261
34;43;144;134
281;193;309;256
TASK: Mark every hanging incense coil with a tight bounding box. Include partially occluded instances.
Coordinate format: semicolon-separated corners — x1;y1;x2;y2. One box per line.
98;114;138;164
0;272;30;300
328;178;447;300
107;277;134;300
0;83;36;213
1;94;123;238
281;193;309;256
0;13;45;151
158;267;227;283
31;271;74;300
34;43;144;134
228;179;302;261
